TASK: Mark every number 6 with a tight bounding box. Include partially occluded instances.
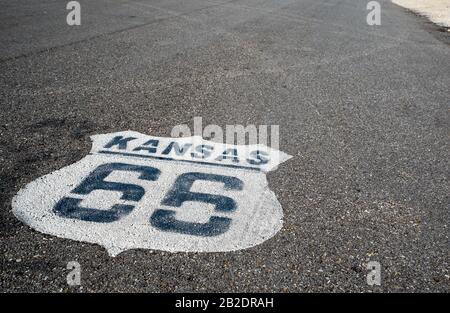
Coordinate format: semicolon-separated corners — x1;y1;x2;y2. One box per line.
150;172;243;236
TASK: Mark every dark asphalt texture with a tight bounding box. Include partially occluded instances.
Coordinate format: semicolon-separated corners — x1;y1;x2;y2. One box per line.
0;0;449;292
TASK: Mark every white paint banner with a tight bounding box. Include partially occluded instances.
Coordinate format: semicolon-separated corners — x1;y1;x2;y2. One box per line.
12;131;292;256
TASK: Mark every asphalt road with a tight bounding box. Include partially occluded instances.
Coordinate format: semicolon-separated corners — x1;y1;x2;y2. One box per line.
0;0;449;292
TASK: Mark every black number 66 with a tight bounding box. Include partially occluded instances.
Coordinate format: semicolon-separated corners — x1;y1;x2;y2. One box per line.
54;163;243;237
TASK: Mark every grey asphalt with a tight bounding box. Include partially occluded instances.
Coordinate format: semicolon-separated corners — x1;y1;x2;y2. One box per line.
0;0;449;292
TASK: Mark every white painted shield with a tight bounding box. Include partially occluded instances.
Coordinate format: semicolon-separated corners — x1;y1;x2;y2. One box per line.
12;131;292;256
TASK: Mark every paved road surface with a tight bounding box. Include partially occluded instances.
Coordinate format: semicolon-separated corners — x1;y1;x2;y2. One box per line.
0;0;449;292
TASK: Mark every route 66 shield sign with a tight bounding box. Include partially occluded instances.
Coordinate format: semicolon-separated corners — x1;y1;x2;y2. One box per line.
12;131;292;256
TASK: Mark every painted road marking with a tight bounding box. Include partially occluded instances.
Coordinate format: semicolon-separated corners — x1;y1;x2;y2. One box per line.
12;131;292;256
